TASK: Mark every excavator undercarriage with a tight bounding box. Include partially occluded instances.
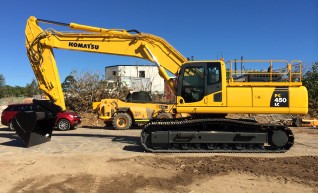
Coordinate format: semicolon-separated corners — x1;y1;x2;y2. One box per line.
141;117;294;153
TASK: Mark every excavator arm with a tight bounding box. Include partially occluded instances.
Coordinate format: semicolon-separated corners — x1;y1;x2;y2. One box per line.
26;16;187;110
13;16;187;147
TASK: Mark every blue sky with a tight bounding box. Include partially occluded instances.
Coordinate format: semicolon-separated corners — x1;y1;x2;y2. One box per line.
0;0;317;86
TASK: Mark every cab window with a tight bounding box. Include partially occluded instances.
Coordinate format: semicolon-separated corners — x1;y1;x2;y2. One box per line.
207;63;221;85
181;66;205;102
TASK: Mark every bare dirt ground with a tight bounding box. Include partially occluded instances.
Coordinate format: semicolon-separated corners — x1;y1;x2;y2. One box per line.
0;123;317;193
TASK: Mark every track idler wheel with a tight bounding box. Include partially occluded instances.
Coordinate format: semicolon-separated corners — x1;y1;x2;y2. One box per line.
13;111;55;147
269;130;289;149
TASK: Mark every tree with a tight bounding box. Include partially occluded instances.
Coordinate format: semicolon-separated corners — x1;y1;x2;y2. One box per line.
303;62;318;116
62;75;76;93
0;74;4;87
0;77;41;98
3;85;26;97
62;71;130;112
0;74;5;98
25;79;40;97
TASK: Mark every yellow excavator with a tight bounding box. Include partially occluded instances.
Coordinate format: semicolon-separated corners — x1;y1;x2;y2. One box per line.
13;16;308;152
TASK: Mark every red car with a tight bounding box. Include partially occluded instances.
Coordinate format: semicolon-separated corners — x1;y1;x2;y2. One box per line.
1;103;81;131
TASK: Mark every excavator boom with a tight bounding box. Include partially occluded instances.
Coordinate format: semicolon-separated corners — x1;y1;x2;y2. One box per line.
17;16;187;147
26;16;187;110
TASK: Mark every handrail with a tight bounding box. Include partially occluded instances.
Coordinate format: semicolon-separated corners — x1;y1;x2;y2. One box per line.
226;60;302;86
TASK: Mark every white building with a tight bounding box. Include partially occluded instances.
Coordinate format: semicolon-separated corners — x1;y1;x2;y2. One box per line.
105;65;165;94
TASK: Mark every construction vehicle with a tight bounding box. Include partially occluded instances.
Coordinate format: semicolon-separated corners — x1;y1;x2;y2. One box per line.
291;116;318;127
13;16;308;152
93;91;176;130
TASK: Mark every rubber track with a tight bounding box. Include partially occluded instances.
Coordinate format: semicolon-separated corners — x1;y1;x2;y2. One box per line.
141;118;294;153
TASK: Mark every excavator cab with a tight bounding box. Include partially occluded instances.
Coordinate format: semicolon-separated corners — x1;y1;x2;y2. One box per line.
177;62;223;105
12;99;62;147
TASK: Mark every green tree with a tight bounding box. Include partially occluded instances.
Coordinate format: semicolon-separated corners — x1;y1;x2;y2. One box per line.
62;74;76;93
303;62;318;116
4;85;26;97
25;79;40;97
62;71;114;112
0;77;42;98
0;74;5;98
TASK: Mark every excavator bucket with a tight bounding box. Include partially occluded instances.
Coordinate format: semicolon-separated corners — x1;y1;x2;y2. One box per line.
12;99;62;147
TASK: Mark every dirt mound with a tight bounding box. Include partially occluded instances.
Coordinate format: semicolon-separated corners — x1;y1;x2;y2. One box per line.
104;156;318;193
79;112;105;127
129;156;318;187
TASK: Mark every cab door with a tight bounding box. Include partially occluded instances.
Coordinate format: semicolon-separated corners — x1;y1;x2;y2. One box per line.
177;63;206;108
176;62;225;113
205;62;224;107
